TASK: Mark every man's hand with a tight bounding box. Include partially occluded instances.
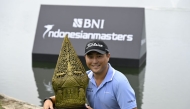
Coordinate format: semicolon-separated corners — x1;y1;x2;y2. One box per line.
43;99;54;109
85;103;93;109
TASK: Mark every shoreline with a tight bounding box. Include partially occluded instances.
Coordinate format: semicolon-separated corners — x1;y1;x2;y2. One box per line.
0;94;42;109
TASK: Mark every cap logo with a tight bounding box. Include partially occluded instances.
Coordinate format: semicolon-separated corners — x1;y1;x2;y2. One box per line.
86;43;103;49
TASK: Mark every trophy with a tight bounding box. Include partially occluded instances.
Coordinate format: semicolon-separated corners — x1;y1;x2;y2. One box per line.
52;35;89;109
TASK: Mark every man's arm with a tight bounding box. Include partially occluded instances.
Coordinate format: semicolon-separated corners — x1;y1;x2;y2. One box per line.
115;79;137;109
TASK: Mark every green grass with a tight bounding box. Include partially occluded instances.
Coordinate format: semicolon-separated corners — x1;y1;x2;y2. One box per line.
0;101;4;109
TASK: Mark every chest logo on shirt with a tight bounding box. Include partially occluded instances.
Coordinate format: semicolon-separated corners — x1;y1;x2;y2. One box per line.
104;91;110;94
87;88;93;92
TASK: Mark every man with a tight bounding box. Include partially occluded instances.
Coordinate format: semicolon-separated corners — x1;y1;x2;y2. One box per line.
43;40;137;109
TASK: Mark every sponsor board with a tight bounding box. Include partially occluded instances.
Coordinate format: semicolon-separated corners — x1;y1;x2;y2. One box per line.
32;5;146;67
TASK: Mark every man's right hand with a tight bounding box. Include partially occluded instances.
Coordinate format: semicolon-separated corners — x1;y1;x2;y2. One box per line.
43;99;54;109
85;103;93;109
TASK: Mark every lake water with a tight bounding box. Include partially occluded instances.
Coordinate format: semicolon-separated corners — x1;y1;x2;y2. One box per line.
0;1;190;109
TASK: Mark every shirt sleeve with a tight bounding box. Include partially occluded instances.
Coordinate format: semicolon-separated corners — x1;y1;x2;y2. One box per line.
115;79;137;109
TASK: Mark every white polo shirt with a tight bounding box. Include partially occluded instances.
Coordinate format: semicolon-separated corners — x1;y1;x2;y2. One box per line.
86;63;137;109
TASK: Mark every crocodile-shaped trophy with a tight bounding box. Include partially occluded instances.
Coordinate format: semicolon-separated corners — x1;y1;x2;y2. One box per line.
52;35;89;109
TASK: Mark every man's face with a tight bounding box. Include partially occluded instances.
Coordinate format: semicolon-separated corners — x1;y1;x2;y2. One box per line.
85;51;110;74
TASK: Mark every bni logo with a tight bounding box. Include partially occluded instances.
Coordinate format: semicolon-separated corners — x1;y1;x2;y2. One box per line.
73;18;105;29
